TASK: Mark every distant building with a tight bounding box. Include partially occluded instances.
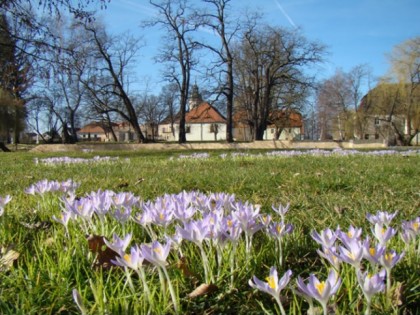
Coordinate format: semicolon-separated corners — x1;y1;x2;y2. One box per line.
158;85;227;142
358;84;420;145
233;108;304;141
77;121;144;142
77;122;116;142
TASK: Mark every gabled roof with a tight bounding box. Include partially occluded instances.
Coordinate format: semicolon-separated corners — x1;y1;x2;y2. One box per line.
267;109;303;127
186;102;226;123
78;122;117;134
161;102;227;124
233;108;303;128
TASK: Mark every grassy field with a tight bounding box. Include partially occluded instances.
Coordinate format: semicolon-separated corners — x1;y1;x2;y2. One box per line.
0;149;419;314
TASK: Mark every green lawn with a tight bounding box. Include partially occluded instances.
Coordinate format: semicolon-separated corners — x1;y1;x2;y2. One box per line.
0;149;419;314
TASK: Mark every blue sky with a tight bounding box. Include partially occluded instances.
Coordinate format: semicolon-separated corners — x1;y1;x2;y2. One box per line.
98;0;420;95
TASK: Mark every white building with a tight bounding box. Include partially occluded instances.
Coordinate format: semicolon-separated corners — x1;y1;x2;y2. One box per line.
158;85;227;142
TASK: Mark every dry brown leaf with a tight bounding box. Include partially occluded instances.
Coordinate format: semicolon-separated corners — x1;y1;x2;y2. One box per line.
116;182;129;189
333;206;348;216
393;281;404;306
0;248;19;271
135;178;145;185
176;256;195;278
87;235;119;270
44;237;55;247
187;283;218;298
20;221;51;230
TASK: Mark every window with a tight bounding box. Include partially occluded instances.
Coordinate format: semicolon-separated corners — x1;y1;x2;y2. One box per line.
374;117;380;126
375;134;379;139
364;134;369;140
186;126;191;133
210;124;218;133
271;128;274;134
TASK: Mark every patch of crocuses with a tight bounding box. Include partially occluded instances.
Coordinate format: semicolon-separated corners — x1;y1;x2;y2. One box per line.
2;179;416;314
176;149;420;160
34;156;123;165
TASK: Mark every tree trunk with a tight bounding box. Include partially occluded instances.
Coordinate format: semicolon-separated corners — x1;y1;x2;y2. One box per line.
0;142;11;152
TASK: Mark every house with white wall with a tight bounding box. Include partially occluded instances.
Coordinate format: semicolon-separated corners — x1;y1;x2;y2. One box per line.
158;85;227;142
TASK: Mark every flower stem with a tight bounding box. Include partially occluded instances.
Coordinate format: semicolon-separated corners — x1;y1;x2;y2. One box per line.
157;267;167;306
198;243;213;283
230;244;236;289
136;268;152;307
162;266;179;314
364;299;371;315
278;239;283;267
275;296;286;315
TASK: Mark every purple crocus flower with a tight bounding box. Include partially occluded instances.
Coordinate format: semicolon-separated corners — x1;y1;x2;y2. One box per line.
133;209;153;226
296;270;341;315
103;233;132;257
221;216;242;243
379;249;405;270
268;221;294;240
316;246;341;271
336;225;362;244
0;195;12;216
260;214;272;227
173;203;196;223
366;210;398;226
59;179;80;194
338;237;364;270
140;240;172;268
145;200;174;228
249;267;292;315
372;223;396;246
113;245;143;271
362;237;386;265
271;203;290;221
232;201;260;226
401;217;420;244
89;190;113;218
113;207;132;224
52;210;74;229
311;228;337;248
176;220;210;245
67;197;95;220
112;192;139;209
357;269;386;302
25;179;52;195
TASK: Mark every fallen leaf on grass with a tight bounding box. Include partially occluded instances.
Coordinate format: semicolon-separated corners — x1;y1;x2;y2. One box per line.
176;256;196;278
187;283;218;298
116;182;129;189
0;247;19;271
20;221;51;230
393;281;404;306
134;178;145;185
87;235;119;270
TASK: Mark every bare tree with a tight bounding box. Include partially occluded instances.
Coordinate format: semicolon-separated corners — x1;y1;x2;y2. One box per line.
316;69;353;140
139;94;166;141
146;0;200;143
358;36;420;146
235;24;324;140
78;20;146;142
198;0;239;142
159;83;179;137
347;64;372;139
386;36;420;145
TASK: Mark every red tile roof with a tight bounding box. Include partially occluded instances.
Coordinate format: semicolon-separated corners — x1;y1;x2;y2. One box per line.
78;122;117;133
186;102;226;123
161;102;226;124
